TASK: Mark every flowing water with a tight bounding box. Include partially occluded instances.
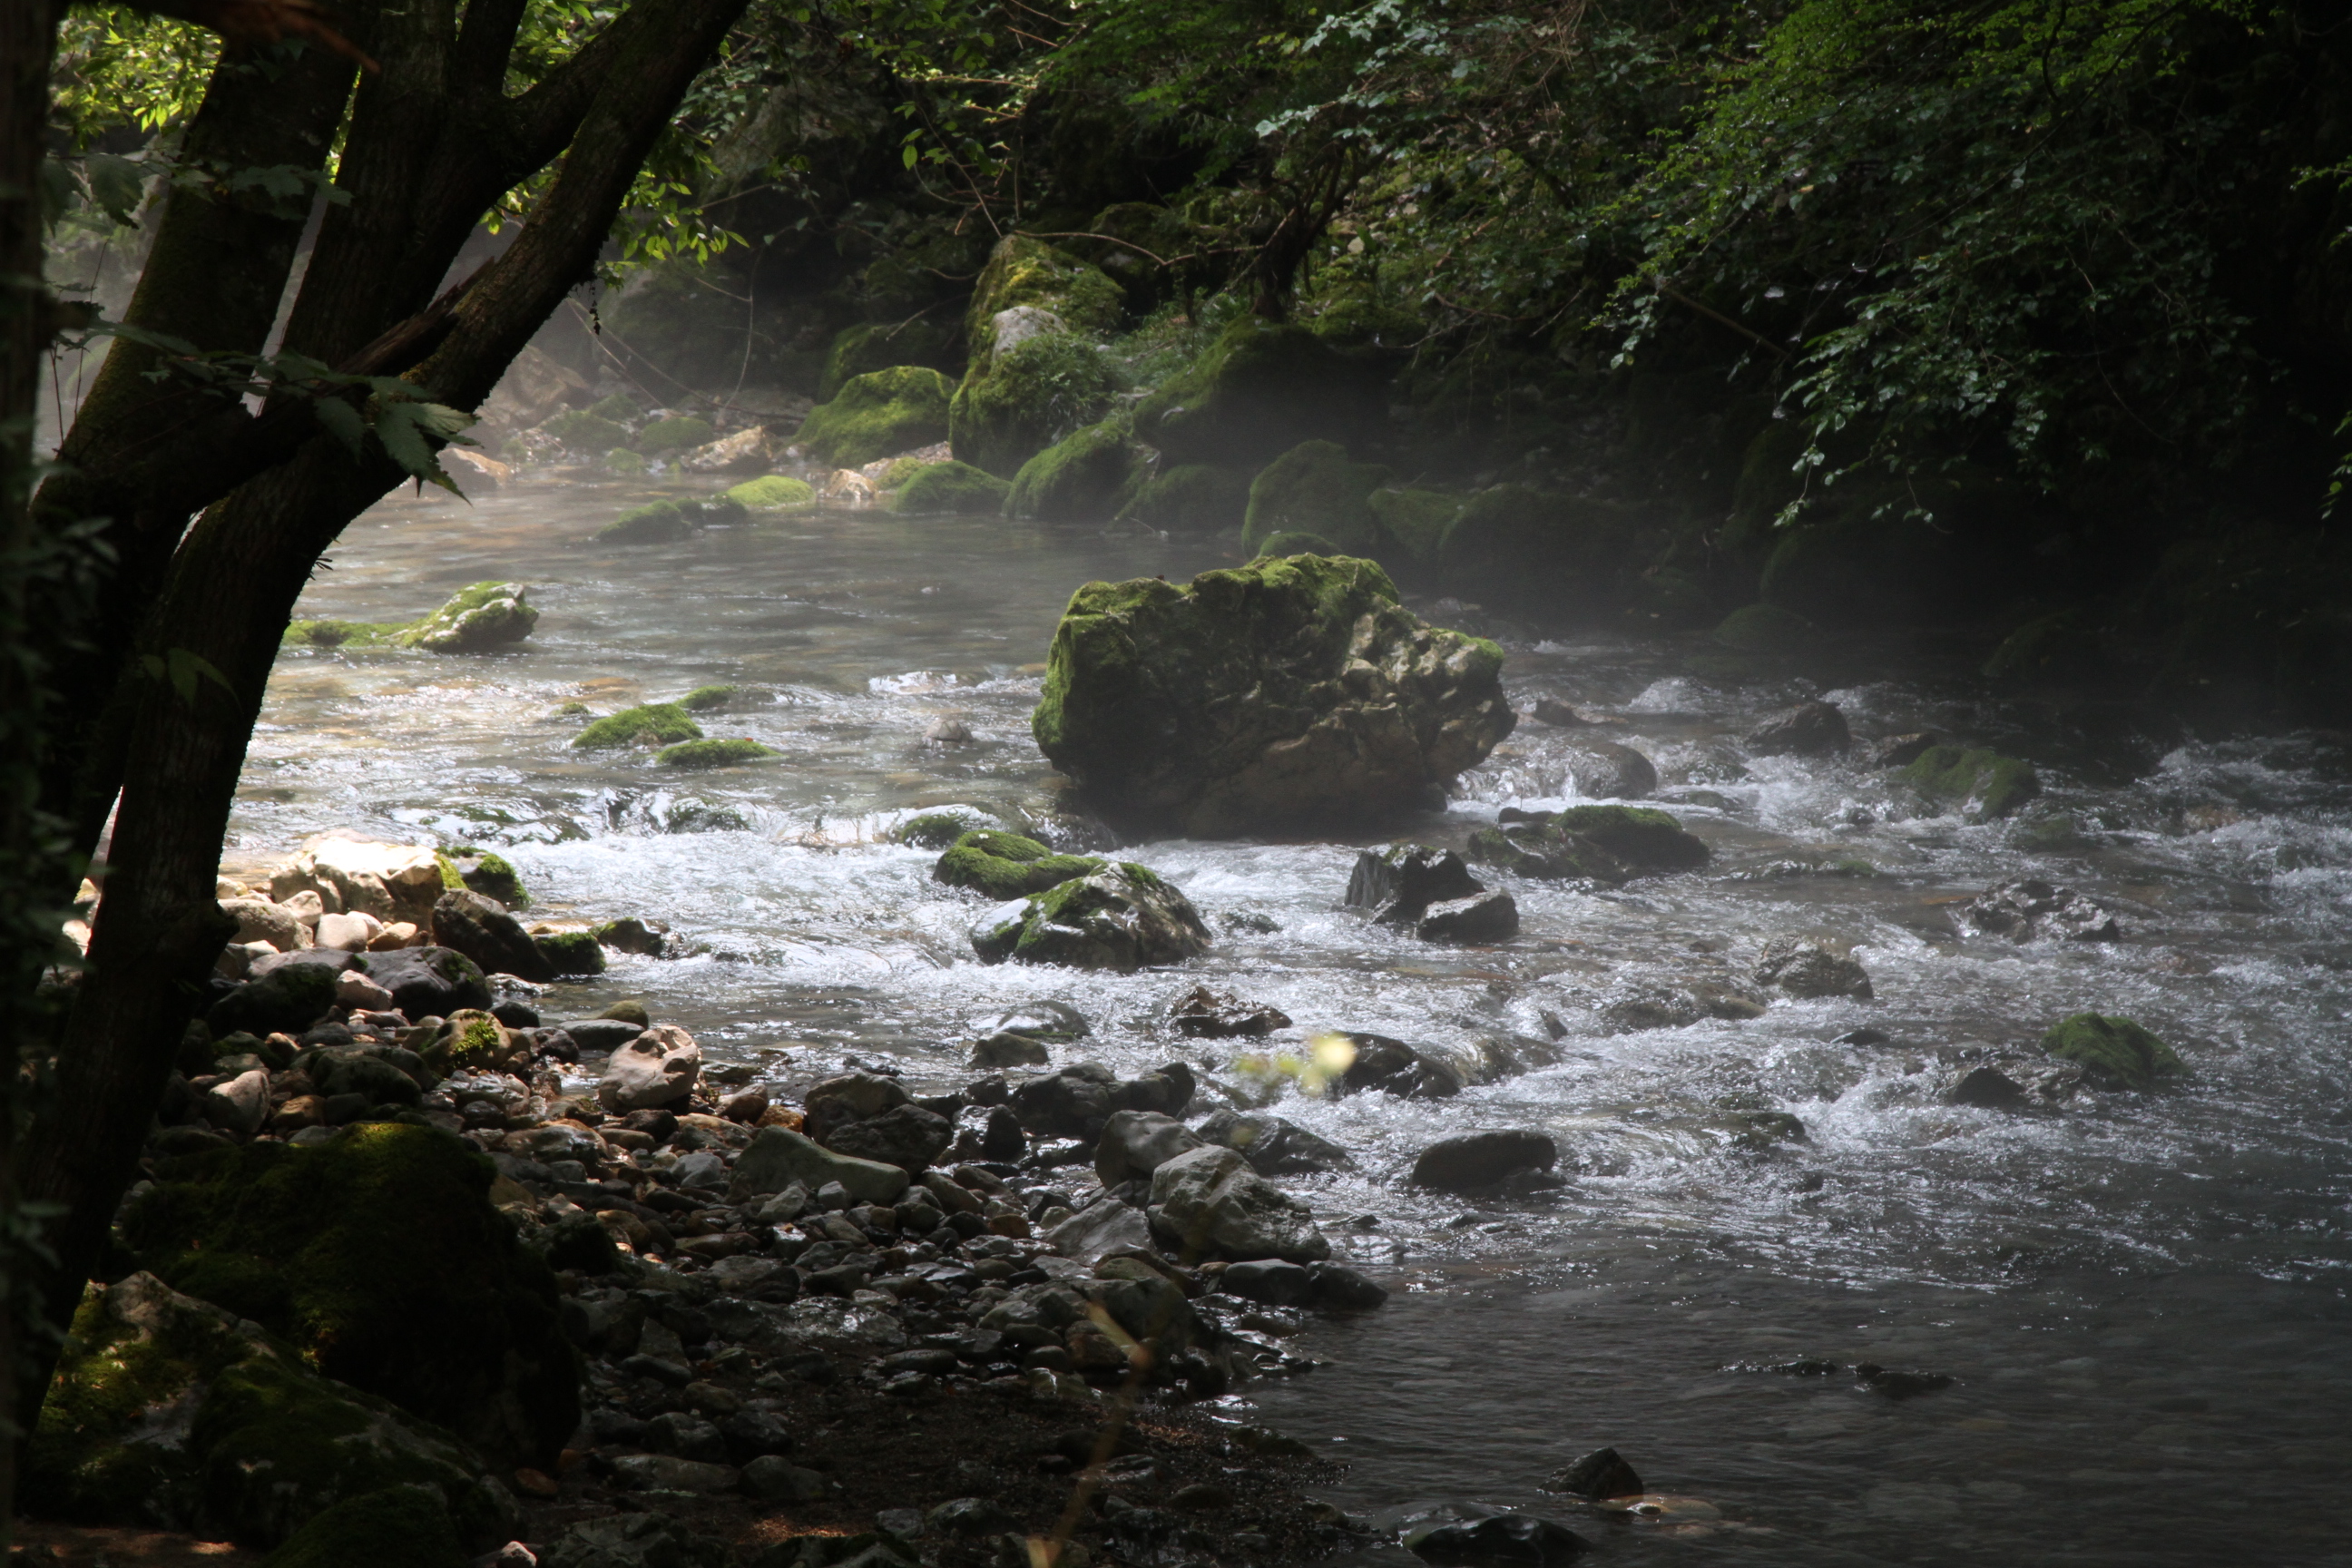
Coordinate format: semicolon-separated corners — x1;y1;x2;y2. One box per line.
240;479;2352;1566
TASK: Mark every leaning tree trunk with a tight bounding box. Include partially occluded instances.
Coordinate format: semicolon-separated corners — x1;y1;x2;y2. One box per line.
13;0;753;1432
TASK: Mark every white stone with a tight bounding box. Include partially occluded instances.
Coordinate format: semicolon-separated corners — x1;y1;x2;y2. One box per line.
335;969;395;1011
313;911;377;952
271;835;441;926
596;1024;700;1112
201;1068;271;1138
991;305;1066;358
220;897;308;952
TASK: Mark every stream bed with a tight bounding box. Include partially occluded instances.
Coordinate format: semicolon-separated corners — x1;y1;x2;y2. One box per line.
240;478;2352;1566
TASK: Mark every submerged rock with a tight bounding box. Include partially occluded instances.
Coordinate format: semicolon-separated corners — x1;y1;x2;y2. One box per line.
1333;1033;1462;1100
970;864;1212;972
1964;878;2121;942
1194;1110;1353;1175
1753;938;1874;1000
1032;554;1514;837
1169;985;1292;1037
1468;805;1710;883
1544;1446;1643;1501
1416;890;1520;943
1411;1131;1558;1191
1405;1513;1592;1564
2042;1012;2183;1090
933;829;1104;900
1345;845;1485;926
1901;744;2041;820
1746;699;1849;756
1147;1145;1329;1263
1945;1064;2031;1110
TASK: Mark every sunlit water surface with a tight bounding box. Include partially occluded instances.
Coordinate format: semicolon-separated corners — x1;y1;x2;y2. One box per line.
239;479;2352;1566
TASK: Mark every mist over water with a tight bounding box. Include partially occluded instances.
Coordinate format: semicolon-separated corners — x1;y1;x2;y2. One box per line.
243;480;2352;1565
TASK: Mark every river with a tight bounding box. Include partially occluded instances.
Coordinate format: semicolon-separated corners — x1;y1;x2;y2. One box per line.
236;475;2352;1566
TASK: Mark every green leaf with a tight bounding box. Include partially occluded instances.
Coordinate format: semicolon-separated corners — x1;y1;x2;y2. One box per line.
312;397;367;459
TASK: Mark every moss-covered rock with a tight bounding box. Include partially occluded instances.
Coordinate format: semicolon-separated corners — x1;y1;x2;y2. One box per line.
122;1123;578;1469
26;1272;522;1553
1901;745;2041;820
258;1484;469;1568
603;447;646;476
819;319;963;402
726;474;815;509
2043;1013;2185;1090
1366;487;1466;563
636;415;714;453
933;829;1105;899
533;931;606;976
1004;416;1148;521
284;619;401;650
681;683;739;710
1436;485;1636;607
1116;463;1256;532
594;500;692;544
1033;554;1516;837
1240;441;1394;555
1713;603;1819;654
208;956;346;1038
963;235;1125;363
797;366;954;469
892;459;1012;514
894;809;992;848
1467;804;1710;883
572;703;701;750
971;864;1211;972
390;582;537;653
541;408;632;455
656;737;778;769
454;851;526;907
948;332;1121;479
1132;318;1387;466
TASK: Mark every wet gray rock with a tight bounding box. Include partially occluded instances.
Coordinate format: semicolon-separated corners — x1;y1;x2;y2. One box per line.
364;945;494;1018
927;1496;1016;1537
1747;701;1850;757
1045;1193;1154;1264
431;888;554;982
822;1102;954;1175
1094;1110;1202;1186
1411;1131;1558;1191
1309;1262;1388;1309
1168;984;1291;1037
1335;1034;1462;1100
970;865;1212;972
727;1126;909;1206
1865;731;1938;769
1220;1259;1313;1307
562;1017;647;1053
597;1024;701;1112
608;1454;739;1494
1195;1110;1353;1175
1559;740;1657;799
1963;878;2122;943
740;1455;827;1504
1855;1362;1954;1398
1416;890;1519;943
969;1030;1050;1067
1945;1064;2031;1110
1345;845;1483;926
1405;1513;1592;1564
1009;1063;1116;1139
1602;981;1765;1032
206;949;356;1037
1544;1446;1643;1500
1148;1145;1330;1263
1753;938;1874;1000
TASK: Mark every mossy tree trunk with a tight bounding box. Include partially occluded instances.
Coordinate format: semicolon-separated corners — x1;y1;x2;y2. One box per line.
11;0;753;1436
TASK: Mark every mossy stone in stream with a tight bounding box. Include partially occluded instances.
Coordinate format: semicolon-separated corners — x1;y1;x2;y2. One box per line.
594;500;691;544
934;829;1105;899
635;414;713;454
2043;1013;2184;1090
258;1485;469;1568
656;737;778;769
726;474;815;509
120;1122;578;1470
1257;530;1343;557
971;863;1211;971
392;582;538;653
962;234;1125;358
1468;805;1710;883
533;931;606;976
895;809;993;848
819;318;963;402
454;851;526;907
1117;463;1256;532
284;620;401;650
603;448;646;476
572;703;701;750
541;408;631;454
681;684;739;710
1240;440;1394;556
1004;416;1148;521
1901;744;2041;820
948;333;1121;478
798;366;954;469
892;459;1012;515
1132;317;1387;466
1366;487;1466;563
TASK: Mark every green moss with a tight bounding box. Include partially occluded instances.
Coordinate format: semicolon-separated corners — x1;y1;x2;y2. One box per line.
948;333;1122;479
572;703;701;750
258;1485;468;1568
443;1012;505;1072
1132;317;1387;466
1553;805;1711;867
820;319;962;402
895;810;985;848
636;414;714;453
598;999;651;1025
1241;440;1394;555
877;455;934;490
122;1124;579;1468
1116;463;1256;532
934;829;1105;899
681;684;739;710
1257;530;1342;557
1900;745;2042;820
284;620;400;649
798;366;954;468
25;1290;217;1527
542;408;631;454
1366;487;1466;562
725;474;815;509
594;500;691;544
655;737;778;769
533;931;606;976
587;392;639;423
893;459;1013;515
682;494;748;526
2043;1013;2185;1090
1004;416;1147;521
1308;295;1425;351
603;448;646;476
963;235;1125;362
1713;603;1818;654
436;852;464;891
391;582;537;653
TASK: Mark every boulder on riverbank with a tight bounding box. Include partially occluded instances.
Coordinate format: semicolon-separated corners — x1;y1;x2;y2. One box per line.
1032;554;1514;837
1148;1145;1330;1263
970;864;1212;971
797;366;955;469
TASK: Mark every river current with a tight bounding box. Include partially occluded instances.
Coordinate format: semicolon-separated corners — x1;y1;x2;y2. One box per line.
237;478;2352;1566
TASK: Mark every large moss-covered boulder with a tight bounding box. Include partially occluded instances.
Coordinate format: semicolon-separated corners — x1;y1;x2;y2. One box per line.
820;318;962;402
962;235;1124;361
24;1271;520;1553
1367;487;1466;563
971;864;1211;971
2043;1013;2185;1090
892;459;1012;514
934;829;1105;899
1005;416;1148;521
388;582;537;653
1132;318;1387;466
1468;805;1710;883
1240;440;1394;555
1901;745;2041;820
725;474;815;510
572;702;701;750
797;366;953;468
1117;463;1257;532
121;1123;580;1469
1032;554;1515;836
948;332;1121;478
